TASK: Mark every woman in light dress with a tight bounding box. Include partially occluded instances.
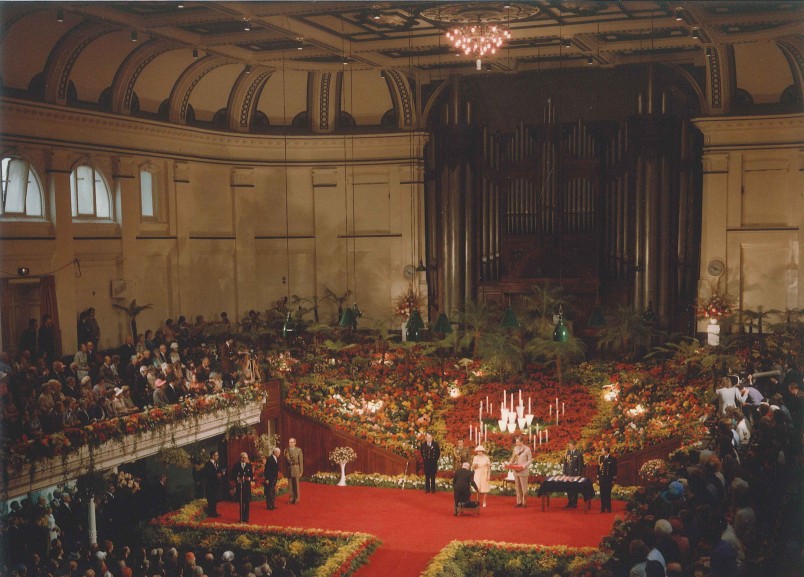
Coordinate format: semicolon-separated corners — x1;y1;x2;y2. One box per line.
471;445;492;507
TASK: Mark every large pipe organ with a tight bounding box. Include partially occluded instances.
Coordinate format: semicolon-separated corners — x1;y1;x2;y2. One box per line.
427;86;703;334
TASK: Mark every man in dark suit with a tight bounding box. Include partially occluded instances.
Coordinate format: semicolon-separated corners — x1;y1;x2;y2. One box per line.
202;450;224;517
563;440;585;508
263;447;281;510
152;473;169;516
420;433;441;493
452;462;479;515
234;452;253;522
598;446;617;513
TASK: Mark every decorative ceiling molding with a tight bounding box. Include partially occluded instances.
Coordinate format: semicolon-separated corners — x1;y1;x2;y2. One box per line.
167;54;236;124
110;39;182;115
42;21;118;105
226;66;274;132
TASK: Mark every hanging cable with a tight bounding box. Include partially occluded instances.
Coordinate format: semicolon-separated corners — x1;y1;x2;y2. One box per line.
0;258;81;278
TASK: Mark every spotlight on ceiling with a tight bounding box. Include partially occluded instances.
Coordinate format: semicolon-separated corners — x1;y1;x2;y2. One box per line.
372;11;381;20
131;30;138;42
587;55;594;65
296;37;304;50
675;7;683;21
380;70;386;79
692;28;700;39
192;48;199;59
244;65;252;74
504;3;512;8
562;37;572;48
177;2;185;8
342;57;349;65
17;267;30;277
56;8;64;22
243;20;251;31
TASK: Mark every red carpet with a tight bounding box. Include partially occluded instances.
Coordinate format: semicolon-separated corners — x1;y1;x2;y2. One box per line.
209;483;623;577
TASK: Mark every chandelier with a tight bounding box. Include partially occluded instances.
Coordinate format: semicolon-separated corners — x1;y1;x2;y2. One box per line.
446;22;511;69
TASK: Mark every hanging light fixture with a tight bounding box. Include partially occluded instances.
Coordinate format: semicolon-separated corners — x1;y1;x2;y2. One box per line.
433;312;453;334
406;309;425;342
553;306;570;342
192;49;199;59
500;295;520;329
130;30;138;42
446;20;511;70
338;306;355;328
56;8;64;22
282;312;295;338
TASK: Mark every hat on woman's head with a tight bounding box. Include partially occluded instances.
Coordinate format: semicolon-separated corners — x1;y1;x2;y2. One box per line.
474;445;486;452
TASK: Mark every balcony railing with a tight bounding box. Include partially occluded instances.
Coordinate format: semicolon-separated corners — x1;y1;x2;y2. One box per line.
3;385;266;499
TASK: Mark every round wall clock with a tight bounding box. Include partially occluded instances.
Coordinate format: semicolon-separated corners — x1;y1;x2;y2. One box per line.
707;259;725;277
403;264;416;280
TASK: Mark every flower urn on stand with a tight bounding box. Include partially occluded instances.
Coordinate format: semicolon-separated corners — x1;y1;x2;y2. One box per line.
329;446;357;487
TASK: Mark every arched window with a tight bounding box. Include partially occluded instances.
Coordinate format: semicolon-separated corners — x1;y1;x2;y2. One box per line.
139;166;159;220
1;156;44;218
70;165;112;219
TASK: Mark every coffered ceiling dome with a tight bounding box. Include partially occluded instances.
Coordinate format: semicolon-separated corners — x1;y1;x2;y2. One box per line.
0;2;801;133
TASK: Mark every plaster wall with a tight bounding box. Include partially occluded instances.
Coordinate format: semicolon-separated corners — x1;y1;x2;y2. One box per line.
694;114;803;331
0;98;427;354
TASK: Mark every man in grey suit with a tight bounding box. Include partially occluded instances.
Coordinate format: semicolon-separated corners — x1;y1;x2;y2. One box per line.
508;436;532;507
285;438;303;504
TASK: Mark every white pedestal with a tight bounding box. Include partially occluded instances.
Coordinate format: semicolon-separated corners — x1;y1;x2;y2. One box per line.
707;320;720;346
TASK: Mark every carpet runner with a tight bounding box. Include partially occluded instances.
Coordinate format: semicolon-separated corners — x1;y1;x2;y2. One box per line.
207;482;622;577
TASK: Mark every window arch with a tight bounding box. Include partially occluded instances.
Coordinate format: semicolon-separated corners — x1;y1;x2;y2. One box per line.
139;164;160;220
1;156;44;218
70;164;112;220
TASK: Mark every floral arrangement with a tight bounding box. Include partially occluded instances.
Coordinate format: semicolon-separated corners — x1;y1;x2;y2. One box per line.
255;433;280;457
638;459;669;484
157;447;192;468
150;500;379;577
421;541;606;577
224;421;255;440
697;292;733;320
393;285;422;318
5;384;267;473
115;471;141;495
329;446;357;465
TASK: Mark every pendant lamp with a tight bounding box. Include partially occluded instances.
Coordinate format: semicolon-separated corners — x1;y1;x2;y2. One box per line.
406;309;425;342
282;312;295;338
339;307;355;328
500;305;520;329
433;312;453;334
553;307;570;343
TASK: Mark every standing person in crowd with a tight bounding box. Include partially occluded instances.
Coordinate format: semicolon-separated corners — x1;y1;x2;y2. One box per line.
563;440;585;509
420;433;441;494
471;444;491;508
285;438;303;504
202;451;223;518
451;438;471;473
714;376;741;416
77;310;92;347
86;308;101;349
263;447;281;510
508;435;532;508
19;318;38;358
234;452;253;523
452;462;478;515
598;446;617;513
38;314;57;362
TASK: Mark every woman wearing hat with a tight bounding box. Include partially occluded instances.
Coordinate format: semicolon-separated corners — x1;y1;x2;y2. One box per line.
471;445;491;507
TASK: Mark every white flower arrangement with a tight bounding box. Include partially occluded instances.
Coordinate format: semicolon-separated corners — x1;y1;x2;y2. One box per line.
329;446;357;465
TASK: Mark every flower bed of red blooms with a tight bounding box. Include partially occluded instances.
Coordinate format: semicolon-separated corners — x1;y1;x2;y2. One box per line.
282;346;712;464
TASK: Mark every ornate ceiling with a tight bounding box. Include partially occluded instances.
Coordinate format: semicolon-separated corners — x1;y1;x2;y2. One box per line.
0;2;801;132
3;1;801;76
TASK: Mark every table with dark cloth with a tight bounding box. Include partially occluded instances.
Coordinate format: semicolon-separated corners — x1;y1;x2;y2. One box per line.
537;476;595;512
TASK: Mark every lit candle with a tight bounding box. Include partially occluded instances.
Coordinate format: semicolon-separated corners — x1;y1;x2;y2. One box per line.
539;430;542;444
490;402;493;414
555;398;559;414
484;427;487;443
519;389;522;405
546;429;549;443
562;402;565;415
511;393;514;410
528;397;531;414
469;424;472;439
486;396;489;411
549;405;552;416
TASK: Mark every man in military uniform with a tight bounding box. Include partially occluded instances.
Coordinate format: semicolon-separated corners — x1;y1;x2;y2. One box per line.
563;441;585;508
285;438;303;504
598;446;617;513
452;439;471;473
420;433;441;493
